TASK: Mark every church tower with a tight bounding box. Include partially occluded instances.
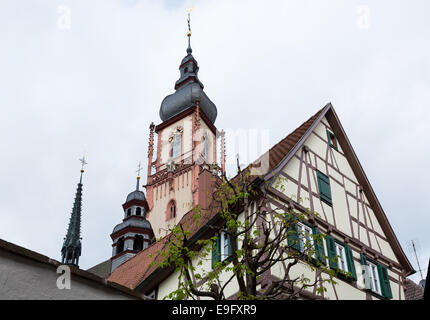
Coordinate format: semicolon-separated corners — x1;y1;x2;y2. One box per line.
61;156;87;267
144;12;222;238
110;169;155;272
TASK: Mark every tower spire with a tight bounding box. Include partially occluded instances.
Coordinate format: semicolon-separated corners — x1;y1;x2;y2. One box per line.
61;156;87;267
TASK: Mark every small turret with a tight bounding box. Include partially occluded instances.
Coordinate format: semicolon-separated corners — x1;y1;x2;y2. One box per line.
110;164;154;273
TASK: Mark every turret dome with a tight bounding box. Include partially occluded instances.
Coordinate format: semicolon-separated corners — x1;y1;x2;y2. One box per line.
159;49;217;123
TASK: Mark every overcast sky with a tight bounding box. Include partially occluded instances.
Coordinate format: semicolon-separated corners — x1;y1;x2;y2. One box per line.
0;0;428;283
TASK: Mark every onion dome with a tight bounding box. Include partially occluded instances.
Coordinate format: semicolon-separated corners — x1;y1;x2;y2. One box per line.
159;32;217;123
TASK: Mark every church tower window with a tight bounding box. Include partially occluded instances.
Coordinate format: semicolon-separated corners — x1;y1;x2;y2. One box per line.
127;208;131;217
167;200;176;220
136;207;142;216
171;132;181;159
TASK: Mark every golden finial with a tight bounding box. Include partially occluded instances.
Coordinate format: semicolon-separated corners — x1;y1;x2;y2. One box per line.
187;6;194;37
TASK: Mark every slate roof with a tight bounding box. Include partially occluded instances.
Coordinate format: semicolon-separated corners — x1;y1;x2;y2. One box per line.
86;259;112;279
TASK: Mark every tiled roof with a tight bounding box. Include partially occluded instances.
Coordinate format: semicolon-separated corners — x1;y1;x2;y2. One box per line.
405;279;424;300
107;107;324;290
266;107;325;171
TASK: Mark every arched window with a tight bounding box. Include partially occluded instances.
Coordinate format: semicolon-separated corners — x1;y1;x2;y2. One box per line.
127;208;131;217
133;235;144;251
166;200;176;220
116;237;124;255
171;133;181;159
136;207;141;216
170;205;176;219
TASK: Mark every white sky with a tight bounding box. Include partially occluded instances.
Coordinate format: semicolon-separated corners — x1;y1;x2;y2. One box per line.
0;0;428;284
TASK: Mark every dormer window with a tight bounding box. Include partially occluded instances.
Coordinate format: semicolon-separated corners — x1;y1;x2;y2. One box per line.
327;129;338;150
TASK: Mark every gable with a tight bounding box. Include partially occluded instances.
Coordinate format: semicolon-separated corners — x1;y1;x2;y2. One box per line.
268;105;413;275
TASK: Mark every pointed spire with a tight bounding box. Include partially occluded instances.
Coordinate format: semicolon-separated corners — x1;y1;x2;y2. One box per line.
61;156;87;267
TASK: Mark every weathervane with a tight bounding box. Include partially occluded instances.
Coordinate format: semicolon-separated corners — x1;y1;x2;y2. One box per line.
186;6;195;53
136;161;142;190
136;161;143;178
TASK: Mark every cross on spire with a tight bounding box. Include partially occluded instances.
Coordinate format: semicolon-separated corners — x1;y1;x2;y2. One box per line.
136;161;143;177
79;154;87;183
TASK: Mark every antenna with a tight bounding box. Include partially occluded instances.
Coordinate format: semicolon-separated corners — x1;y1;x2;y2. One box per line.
408;240;424;280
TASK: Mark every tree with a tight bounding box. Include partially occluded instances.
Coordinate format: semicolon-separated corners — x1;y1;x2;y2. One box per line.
154;159;341;300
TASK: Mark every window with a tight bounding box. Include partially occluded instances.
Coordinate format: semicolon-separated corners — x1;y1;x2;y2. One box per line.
367;260;381;295
316;170;332;206
361;254;392;298
167;201;176;220
202;135;208;162
212;231;232;268
136;207;141;216
133;235;143;251
286;217;326;264
126;208;131;217
170;205;176;219
221;232;231;261
171;133;181;159
296;222;314;254
326;236;357;281
335;243;347;273
327;129;338;150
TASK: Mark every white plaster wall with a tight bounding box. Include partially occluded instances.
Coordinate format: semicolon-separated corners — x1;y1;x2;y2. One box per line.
0;251;136;300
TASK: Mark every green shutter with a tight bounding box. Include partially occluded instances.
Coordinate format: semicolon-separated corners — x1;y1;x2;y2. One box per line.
286;214;300;251
326;235;338;269
211;235;221;269
312;227;326;264
316;171;332;205
377;264;393;299
345;245;357;281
